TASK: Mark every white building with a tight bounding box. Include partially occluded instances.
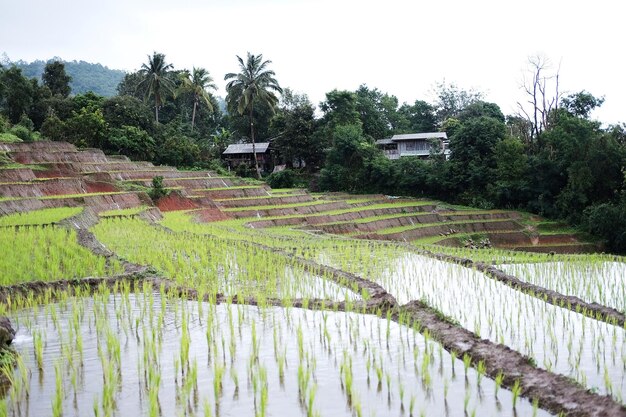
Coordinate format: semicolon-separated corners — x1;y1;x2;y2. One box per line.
375;132;449;160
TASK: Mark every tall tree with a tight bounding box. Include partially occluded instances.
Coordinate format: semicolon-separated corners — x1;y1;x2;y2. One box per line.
0;66;33;123
397;100;437;133
177;67;216;131
224;52;282;178
270;89;320;169
42;60;71;98
433;81;483;124
138;52;175;123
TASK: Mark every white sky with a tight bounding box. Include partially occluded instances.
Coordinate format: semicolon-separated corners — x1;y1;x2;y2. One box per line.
1;0;624;124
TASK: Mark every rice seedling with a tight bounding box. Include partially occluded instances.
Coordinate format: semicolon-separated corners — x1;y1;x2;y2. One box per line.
0;224;123;284
501;261;626;313
0;207;83;226
3;287;551;416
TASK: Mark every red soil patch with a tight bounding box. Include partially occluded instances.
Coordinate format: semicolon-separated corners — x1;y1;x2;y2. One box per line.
85;181;118;193
156;193;199;211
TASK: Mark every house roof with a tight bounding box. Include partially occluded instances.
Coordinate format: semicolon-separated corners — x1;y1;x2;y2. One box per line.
223;143;270;155
390;132;448;141
375;138;395;145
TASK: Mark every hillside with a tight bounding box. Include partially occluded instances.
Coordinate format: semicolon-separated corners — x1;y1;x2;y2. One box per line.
1;140;625;417
0;140;597;254
9;57;125;96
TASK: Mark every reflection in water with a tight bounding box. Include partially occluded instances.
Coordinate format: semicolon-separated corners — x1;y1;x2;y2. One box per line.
6;291;551;416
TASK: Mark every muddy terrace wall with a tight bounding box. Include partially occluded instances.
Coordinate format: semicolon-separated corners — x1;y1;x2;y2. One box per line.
104;170;217;181
78;161;173;173
508;243;598;253
194;186;271;200
0;192;147;215
229;201;353;219
0;168;37;182
192;208;233;222
216;194;313;208
157;193;221;212
0;141;76;153
127;177;237;189
310;212;521;235
479;231;583;246
156;192;201;211
9;150;110;164
359;219;522;241
246;204;439;228
32;164;81;178
0;179;117;198
323;192;387;201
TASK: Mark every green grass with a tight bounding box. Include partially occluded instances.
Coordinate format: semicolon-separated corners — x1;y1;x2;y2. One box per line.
0;133;22;143
0;225;123;284
0;207;83;226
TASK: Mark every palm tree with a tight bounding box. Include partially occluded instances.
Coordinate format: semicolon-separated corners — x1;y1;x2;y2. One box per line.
138;52;175;123
224;52;282;178
178;67;216;131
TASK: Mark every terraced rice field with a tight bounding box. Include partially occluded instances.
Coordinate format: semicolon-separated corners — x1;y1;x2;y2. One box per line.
0;141;623;416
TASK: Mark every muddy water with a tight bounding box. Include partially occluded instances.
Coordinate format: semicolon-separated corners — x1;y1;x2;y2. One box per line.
365;251;626;402
6;292;550;417
500;261;626;313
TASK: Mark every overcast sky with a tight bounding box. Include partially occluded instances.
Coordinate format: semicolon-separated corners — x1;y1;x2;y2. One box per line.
1;0;624;124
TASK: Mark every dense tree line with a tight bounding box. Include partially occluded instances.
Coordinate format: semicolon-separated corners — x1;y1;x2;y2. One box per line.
7;57;125;97
0;53;624;252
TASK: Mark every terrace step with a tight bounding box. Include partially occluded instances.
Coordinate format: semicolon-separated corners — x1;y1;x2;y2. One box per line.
359;219;523;241
156;192;220;212
192;186;272;199
103;170;220;181
0;192;147;215
0;178;117;198
0;141;77;153
125;177;239;190
0;168;37;182
215;193;314;208
311;211;521;235
501;243;599;254
245;204;439;228
230;201;352;219
192;208;233;222
78;161;174;173
9;149;110;164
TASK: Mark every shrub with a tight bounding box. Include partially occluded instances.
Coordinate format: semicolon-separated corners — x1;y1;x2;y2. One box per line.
148;176;168;202
0;133;22;143
582;202;626;253
9;125;32;142
0;115;10;133
266;169;297;189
